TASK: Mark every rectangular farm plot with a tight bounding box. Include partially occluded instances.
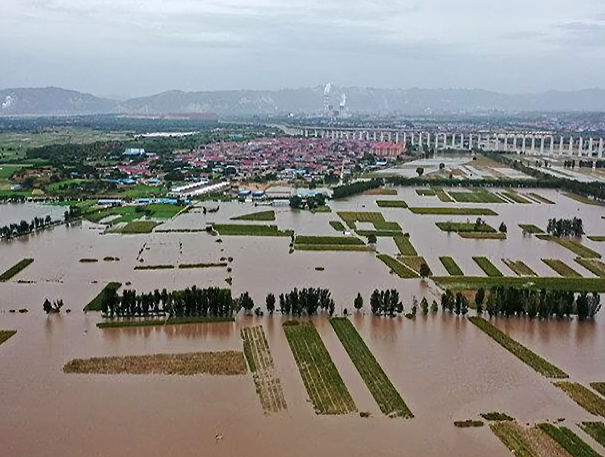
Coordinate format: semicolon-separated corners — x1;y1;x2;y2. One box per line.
436;222;497;233
377;254;419;278
448;189;507;203
542;259;582;278
575;258;605;277
502;259;537;277
440;257;464;276
536;235;602;259
409;207;498;216
283;322;357;415
337;211;401;232
394;235;417;256
294;235;373;252
375;200;408;208
241;326;287;414
473;257;504;277
330;318;413;418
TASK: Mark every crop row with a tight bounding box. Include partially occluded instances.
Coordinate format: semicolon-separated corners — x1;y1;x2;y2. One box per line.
284;322;356;415
241;326;287;414
330;318;412;418
469;317;568;378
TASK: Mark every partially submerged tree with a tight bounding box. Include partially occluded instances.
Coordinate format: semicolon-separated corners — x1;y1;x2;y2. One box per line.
354;293;364;311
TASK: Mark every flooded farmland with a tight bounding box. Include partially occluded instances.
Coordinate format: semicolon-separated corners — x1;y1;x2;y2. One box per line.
2;186;605;457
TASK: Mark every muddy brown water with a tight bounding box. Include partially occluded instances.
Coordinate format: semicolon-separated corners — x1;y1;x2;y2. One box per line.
1;188;605;456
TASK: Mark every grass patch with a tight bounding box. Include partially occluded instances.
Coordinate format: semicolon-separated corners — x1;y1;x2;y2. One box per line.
241;326;287;414
337;211;401;232
416;188;436;196
469;317;568;378
590;383;605;397
575;258;605;277
433;187;454;202
63;351;247;376
543;259;582;278
231;210;275;221
400;256;431;275
295;244;374;252
588;236;605;242
364;188;397;195
178;263;228;269
537;235;601;259
284;321;357;415
554;382;605;417
376;200;408;208
356;230;403;237
490;422;539;457
79;258;99;263
538;423;602;457
295;236;364;246
459;232;507;240
481;412;514;421
394;235;417;256
564;193;605;207
449;189;507;203
580;422;605;449
519;224;545;234
134;264;175;270
436;222;497;233
0;331;16;346
377;254;419;278
454;420;484;428
115;221;159;234
329;221;345;232
473;257;504;277
529;193;555;204
84;282;122;311
294;235;372;251
214;224;292;237
502;259;537;277
435;276;605;292
311;205;332;213
97;316;235;328
503;191;532;204
409;207;498;216
103;257;120;262
0;258;34;281
331;318;413;418
440;256;464;275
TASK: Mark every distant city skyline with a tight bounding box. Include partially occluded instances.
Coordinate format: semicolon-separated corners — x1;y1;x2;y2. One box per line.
1;0;604;97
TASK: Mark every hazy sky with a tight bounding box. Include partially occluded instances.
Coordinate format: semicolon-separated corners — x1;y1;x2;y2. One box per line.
1;0;604;97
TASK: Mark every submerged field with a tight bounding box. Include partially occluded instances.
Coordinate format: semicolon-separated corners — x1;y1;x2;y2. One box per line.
4;184;605;457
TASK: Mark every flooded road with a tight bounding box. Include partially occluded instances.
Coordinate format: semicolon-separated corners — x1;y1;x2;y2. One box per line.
1;188;605;456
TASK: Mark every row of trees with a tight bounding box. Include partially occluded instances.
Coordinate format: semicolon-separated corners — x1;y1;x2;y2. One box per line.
102;286;237;318
332;179;382;199
450;286;602;320
0;215;53;240
370;289;404;316
289;193;327;210
43;299;65;314
273;288;336;316
546;217;584;237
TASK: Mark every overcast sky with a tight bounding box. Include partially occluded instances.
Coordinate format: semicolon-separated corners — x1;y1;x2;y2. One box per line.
1;0;604;97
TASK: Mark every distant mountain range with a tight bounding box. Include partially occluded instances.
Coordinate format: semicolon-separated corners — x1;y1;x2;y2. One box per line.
1;86;605;116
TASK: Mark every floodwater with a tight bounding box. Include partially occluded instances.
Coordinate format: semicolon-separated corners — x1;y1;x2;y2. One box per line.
2;186;605;456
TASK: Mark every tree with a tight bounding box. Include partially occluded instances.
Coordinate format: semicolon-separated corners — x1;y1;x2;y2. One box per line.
239;292;255;315
354;293;363;311
419;263;431;279
431;300;439;313
499;222;507;233
367;234;377;245
475;288;485;315
439;163;445;170
289;195;303;209
416;167;424;177
265;293;276;314
43;298;53;314
420;297;429;315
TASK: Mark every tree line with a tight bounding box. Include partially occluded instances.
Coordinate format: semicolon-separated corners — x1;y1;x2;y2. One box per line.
272;288;336;316
546;218;584;237
0;215;54;240
442;286;601;320
332;179;382;199
101;286;237;318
